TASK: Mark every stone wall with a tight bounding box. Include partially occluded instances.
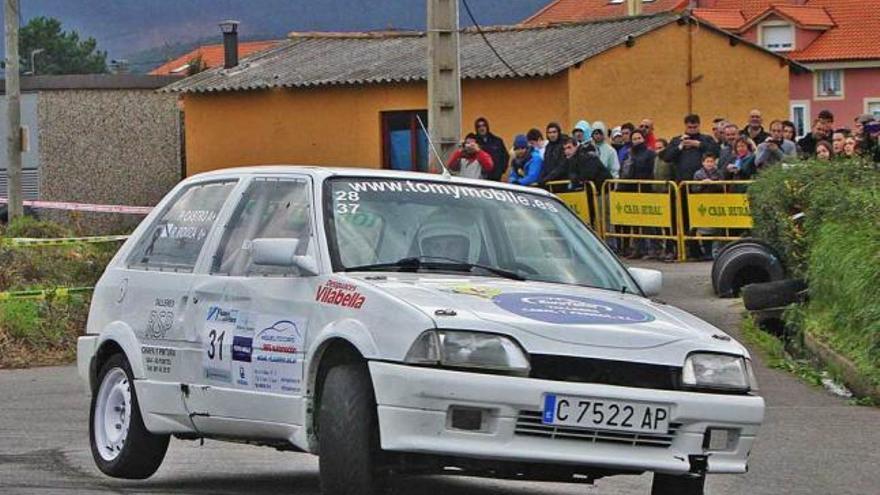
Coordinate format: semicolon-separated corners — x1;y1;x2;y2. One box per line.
38;89;181;234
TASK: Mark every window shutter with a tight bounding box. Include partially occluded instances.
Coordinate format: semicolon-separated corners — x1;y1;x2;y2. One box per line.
763;25;793;51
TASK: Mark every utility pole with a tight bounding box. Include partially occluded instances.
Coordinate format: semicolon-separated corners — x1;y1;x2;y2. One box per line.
427;0;461;173
4;0;22;219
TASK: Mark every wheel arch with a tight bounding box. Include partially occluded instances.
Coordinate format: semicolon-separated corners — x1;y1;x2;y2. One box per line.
91;322;143;392
305;336;373;453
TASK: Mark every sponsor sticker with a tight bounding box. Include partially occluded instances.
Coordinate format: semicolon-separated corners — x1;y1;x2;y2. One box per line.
199;306;307;394
142;345;179;376
253;319;305;394
315;279;366;309
144;298;175;341
492;292;654;325
448;284;503;300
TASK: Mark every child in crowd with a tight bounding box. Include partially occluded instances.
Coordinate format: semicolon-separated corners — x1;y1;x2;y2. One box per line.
692;152;723;260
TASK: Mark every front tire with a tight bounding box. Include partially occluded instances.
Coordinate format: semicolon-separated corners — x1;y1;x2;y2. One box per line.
318;363;385;495
89;353;169;479
651;473;706;495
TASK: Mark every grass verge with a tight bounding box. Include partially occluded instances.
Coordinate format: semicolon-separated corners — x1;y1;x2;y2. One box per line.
742;314;878;407
0;217;116;369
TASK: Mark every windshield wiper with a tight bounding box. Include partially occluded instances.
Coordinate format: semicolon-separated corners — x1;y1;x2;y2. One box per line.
343;256;525;281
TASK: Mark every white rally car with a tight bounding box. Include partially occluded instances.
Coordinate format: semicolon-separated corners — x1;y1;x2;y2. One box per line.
78;167;763;495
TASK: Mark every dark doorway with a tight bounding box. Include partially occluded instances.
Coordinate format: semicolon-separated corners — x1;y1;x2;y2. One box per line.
381;110;429;171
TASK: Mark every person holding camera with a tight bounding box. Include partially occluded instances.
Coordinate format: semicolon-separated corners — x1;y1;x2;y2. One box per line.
663;114;719;182
755;120;796;170
446;133;493;180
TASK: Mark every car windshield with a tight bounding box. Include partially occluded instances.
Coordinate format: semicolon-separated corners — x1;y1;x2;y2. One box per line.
324;177;640;293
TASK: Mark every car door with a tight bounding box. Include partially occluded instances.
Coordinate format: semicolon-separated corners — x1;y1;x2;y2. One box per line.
120;179;239;431
181;175;322;432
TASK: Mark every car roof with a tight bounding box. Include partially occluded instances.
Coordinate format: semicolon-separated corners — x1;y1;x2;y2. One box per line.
187;165;555;197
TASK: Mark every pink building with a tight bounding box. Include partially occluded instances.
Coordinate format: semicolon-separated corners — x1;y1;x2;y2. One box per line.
696;1;880;135
526;0;880;135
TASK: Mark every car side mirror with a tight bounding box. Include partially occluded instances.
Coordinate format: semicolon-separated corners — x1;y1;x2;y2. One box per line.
628;267;662;297
251;238;318;275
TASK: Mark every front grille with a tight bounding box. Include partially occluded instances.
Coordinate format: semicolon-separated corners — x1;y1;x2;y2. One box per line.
515;410;680;448
529;354;682;391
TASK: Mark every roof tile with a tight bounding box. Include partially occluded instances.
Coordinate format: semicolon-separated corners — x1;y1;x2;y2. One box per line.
165;15;681;93
692;8;746;29
523;0;688;25
149;40;281;76
524;0;880;62
792;0;880;62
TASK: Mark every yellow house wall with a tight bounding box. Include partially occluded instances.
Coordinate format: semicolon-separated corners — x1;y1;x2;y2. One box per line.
567;22;791;139
183;75;568;176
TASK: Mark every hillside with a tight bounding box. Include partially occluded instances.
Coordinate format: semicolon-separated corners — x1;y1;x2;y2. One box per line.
6;0;548;72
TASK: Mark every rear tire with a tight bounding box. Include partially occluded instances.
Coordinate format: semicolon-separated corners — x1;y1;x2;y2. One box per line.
651;473;706;495
318;363;385;495
89;353;169;479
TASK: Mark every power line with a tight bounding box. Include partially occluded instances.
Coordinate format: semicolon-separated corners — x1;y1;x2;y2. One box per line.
460;0;519;77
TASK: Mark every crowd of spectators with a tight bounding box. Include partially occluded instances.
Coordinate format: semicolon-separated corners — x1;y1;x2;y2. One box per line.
446;109;880;260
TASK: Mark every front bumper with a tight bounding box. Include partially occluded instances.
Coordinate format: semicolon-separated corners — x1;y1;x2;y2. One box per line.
369;361;764;475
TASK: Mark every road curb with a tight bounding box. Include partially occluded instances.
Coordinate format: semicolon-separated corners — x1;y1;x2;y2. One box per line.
804;332;880;402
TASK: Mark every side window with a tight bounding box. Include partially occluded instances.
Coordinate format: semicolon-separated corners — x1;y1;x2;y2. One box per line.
213;178;314;277
130;181;236;271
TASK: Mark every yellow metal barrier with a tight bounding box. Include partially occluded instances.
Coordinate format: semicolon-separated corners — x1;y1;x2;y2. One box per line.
544;180;757;262
544;180;602;234
679;181;754;247
602;180;681;259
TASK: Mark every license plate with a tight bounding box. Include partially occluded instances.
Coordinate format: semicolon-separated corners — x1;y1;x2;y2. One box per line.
542;394;670;434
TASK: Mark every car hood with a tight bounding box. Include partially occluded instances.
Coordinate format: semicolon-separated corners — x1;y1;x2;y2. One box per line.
352;273;737;352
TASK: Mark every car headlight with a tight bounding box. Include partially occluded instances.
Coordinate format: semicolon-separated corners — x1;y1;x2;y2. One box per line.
405;330;530;376
682;353;755;392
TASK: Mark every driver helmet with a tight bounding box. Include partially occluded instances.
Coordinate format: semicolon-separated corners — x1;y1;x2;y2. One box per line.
415;211;482;262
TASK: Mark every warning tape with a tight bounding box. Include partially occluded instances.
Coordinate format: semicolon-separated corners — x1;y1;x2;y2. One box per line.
3;234;130;247
0;198;153;214
0;286;94;301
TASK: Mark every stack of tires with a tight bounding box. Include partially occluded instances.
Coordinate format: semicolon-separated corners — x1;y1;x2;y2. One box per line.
711;239;786;298
712;239;808;335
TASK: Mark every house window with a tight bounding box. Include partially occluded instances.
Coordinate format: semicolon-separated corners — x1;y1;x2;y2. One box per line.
790;102;809;138
381;110;429;172
867;100;880;120
816;70;843;98
761;24;794;51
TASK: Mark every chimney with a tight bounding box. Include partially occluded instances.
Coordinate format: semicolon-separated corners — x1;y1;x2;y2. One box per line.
219;20;240;69
626;0;642;16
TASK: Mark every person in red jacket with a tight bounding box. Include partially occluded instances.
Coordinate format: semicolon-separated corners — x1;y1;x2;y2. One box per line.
446;133;493;179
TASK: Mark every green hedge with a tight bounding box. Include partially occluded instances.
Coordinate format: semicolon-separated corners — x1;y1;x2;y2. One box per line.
749;158;880;387
748;159;880;277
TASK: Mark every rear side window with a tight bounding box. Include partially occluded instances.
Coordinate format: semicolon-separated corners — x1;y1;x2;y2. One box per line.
130;181;236;271
212;178;313;277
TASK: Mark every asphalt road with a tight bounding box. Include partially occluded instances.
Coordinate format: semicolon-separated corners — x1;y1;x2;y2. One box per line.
1;261;878;495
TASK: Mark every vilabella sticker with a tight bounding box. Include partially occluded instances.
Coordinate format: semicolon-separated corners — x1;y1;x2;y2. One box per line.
316;279;366;309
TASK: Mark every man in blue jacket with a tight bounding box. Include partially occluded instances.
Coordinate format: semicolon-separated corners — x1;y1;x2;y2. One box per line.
508;134;543;186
